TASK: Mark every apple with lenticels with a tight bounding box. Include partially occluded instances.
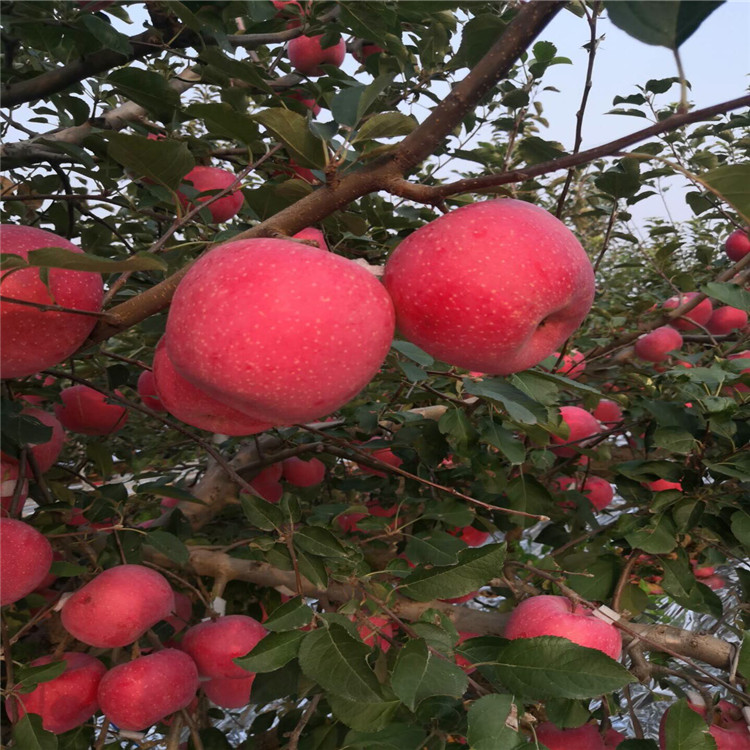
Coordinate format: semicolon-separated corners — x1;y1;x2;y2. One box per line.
382;199;595;375
662;292;713;331
55;384;128;436
203;675;255;709
504;595;621;660
634;326;683;362
287;34;346;76
61;564;174;647
707;306;748;335
0;462;27;514
97;649;198;731
292;227;328;250
0;224;103;380
0;518;53;606
177;166;244;223
725;227;750;262
550;406;603;457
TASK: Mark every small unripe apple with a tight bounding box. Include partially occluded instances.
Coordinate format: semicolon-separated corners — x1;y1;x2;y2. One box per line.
137;370;166;412
55;385;128;435
180;615;267;679
550;406;602;457
725;227;750;262
0;518;53;605
634;326;683;362
382;199;595;375
203;675;255;709
662;292;713;331
153;337;272;436
1;407;64;475
535;722;607;750
177;166;244;223
287;34;346;76
593;399;623;425
282;456;326;487
0;225;103;379
9;652;106;734
165;238;395;425
554;475;614;511
97;649;199;731
61;564;175;647
706;306;748;335
504;595;621;660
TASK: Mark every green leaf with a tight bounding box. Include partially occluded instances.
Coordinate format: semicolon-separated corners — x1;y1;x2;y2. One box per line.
239;493;283;531
479;419;526;465
391;340;434;366
738;630;750;681
185;103;258;145
702;282;750;312
107;68;180;123
517;136;567;165
439;408;477;449
700;164;750;223
293;526;348;558
625;514;678;554
12;714;57;750
467;694;524;750
344;723;427;750
662;698;718;749
391;639;467;710
15;660;67;693
605;1;724;49
145;530;189;565
328;694;400;732
105;132;195;190
731;511;750;549
263;596;314;632
16;247;166;274
199;46;271;93
353;112;418;142
451;14;507;69
233;630;305;673
493;637;635;700
463;378;541;424
78;14;132;56
253;108;326;169
331;84;367;128
652;426;697;455
404;530;465;566
398;543;506;602
298;624;382;702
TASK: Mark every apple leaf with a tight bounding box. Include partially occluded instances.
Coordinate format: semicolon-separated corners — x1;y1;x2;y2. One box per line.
605;1;724;50
145;530;189;566
492;636;635;700
397;543;506;602
463;378;543;424
233;630;305;673
298;624;382;702
344;723;428;750
353;112;418;143
731;511;750;549
697;164;750;224
253;108;327;169
293;526;348;558
625;514;678;554
184;103;259;146
467;694;525;750
262;596;314;632
11;714;57;750
737;630;750;682
391;639;468;710
328;694;401;732
239;493;283;531
105;132;194;190
404;530;465;566
701;282;750;312
107;69;181;123
662;699;717;750
451;13;507;70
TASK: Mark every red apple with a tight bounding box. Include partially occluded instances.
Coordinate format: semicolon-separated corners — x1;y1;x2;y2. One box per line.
727;350;750;393
137;370;166;412
504;595;621;660
550;406;602;457
356;615;394;652
272;0;306;27
337;501;397;533
382;199;595;375
164;591;192;633
634;326;683;362
293;226;328;250
0;225;104;379
282;456;326;487
703;575;726;590
165;238;395;424
285;89;321;116
448;525;490;547
454;631;479;673
357;442;403;477
691;561;715;579
647;479;682;492
604;727;626;748
177;166;244;223
662;292;713;331
9;652;106;734
287;34;346;76
550;349;586;379
203;675;255;709
660;699;750;750
55;385;128;435
554;475;614;511
1;407;64;475
535;722;607;750
725;227;750;262
0;518;53;605
153;337;272;435
593;399;623;426
97;649;198;731
354;42;384;63
707;306;748;335
61;564;175;647
180;615;267;679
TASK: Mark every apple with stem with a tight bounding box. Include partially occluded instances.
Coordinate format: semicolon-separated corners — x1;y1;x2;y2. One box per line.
0;518;53;606
0;224;103;379
383;199;595;375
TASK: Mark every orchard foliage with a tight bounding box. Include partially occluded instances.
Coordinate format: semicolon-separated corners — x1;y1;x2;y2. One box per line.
1;1;749;749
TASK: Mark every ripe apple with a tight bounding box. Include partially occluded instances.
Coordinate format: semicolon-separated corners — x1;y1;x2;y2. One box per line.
550;406;603;457
504;595;621;660
203;675;255;709
382;199;595;374
593;399;623;426
0;518;53;605
634;326;683;362
153;337;272;436
535;722;607;750
55;384;128;435
61;564;175;647
97;649;198;731
272;0;306;27
293;226;328;250
647;479;682;492
137;370;166;412
357;442;403;477
549;349;586;379
604;727;626;748
554;475;614;511
707;306;748;335
662;292;713;331
285;89;321;116
725;227;750;262
177;166;244;223
282;456;326;487
448;525;490;546
356;615;394;652
354;42;384;63
727;350;750;393
164;591;192;633
659;698;750;750
8;652;106;734
287;34;346;76
337;501;397;533
180;615;267;679
0;225;104;379
1;407;64;475
454;631;480;673
165;238;395;424
703;574;726;590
